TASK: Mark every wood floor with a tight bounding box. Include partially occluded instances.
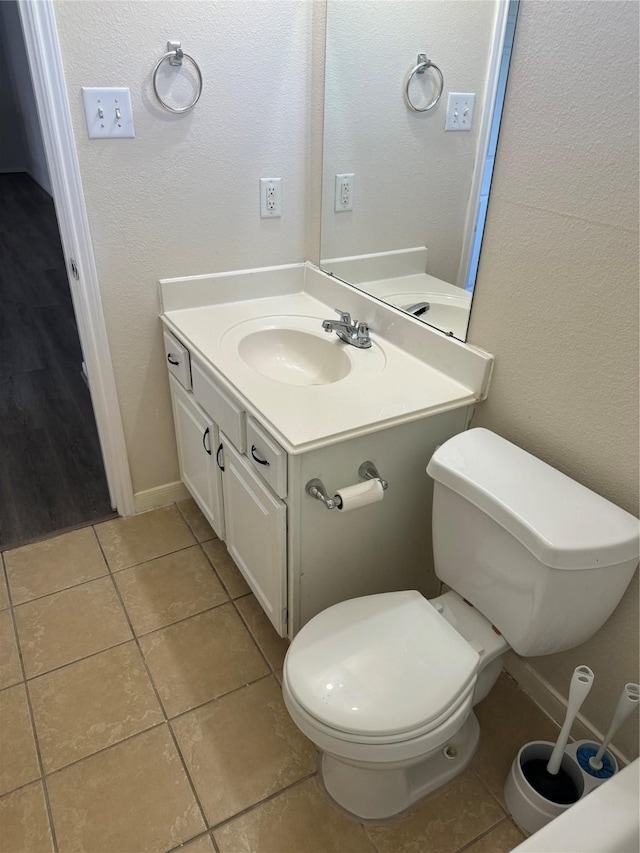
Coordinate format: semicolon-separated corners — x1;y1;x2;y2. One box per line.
0;173;115;549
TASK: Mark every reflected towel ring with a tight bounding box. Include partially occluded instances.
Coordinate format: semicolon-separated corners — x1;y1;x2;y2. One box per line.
152;41;203;114
404;53;444;113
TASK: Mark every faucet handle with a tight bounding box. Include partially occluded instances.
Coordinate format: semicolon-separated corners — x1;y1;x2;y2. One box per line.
334;308;352;325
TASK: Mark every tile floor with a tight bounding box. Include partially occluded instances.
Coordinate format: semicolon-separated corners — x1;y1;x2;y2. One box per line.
0;501;562;853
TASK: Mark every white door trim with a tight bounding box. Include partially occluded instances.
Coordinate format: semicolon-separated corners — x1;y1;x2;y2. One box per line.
456;0;510;288
18;0;134;516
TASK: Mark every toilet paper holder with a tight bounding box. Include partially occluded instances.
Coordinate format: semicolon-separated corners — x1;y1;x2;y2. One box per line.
305;461;388;510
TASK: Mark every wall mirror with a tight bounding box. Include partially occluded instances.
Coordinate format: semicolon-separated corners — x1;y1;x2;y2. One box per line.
319;0;518;340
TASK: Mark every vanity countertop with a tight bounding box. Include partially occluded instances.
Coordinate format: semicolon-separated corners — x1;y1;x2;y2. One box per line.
160;263;493;454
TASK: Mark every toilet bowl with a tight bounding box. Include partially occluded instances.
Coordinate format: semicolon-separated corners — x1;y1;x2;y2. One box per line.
283;429;639;820
282;589;508;819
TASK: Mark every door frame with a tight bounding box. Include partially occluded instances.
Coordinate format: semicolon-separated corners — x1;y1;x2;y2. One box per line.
18;0;134;516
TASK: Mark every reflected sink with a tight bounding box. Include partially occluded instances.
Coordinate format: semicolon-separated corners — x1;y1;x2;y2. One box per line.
382;290;471;339
237;328;352;386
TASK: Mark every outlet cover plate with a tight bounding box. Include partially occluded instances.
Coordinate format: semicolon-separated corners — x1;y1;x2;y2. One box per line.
260;178;282;218
82;87;135;139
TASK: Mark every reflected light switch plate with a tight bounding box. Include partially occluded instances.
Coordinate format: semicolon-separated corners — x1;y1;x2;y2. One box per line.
82;87;135;139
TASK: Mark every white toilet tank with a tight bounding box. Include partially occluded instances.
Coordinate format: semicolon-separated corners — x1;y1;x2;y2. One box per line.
427;429;639;656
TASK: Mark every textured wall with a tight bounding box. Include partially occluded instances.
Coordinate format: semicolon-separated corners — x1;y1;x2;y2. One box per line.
320;0;496;283
468;0;639;758
54;0;311;494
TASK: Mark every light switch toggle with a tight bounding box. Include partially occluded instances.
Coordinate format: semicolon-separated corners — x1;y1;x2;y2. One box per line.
82;87;135;139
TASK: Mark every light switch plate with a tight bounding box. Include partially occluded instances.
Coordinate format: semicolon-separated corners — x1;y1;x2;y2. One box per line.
82;87;135;139
445;92;476;131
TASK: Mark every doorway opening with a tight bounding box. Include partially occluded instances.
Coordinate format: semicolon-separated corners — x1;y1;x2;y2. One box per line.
0;0;116;548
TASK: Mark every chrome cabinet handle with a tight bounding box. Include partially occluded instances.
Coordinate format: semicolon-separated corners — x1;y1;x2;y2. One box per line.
251;445;270;466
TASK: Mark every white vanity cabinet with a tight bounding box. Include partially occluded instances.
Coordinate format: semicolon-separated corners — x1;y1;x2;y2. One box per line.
162;313;478;640
221;438;287;635
168;375;225;540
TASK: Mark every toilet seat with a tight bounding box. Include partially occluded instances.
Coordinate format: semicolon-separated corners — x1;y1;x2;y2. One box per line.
284;591;480;740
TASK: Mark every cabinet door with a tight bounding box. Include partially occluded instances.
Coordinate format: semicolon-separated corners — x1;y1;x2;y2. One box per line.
169;375;225;540
221;438;287;637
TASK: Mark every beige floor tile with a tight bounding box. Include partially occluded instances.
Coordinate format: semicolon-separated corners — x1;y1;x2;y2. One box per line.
365;771;505;853
29;642;164;772
0;684;40;796
178;498;217;543
14;576;132;678
214;777;377;853
4;528;107;605
95;506;195;571
472;672;560;806
47;725;205;853
0;610;22;689
0;562;9;610
174;834;216;853
202;540;250;598
114;546;228;636
140;604;268;717
236;594;289;670
173;676;316;825
463;819;526;852
0;781;54;853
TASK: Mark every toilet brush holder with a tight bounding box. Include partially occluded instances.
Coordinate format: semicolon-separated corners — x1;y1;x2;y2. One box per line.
504;741;585;835
504;740;619;835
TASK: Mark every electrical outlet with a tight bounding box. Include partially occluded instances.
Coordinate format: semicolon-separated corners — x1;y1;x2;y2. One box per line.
81;87;135;139
260;178;282;218
445;93;476;131
335;173;354;212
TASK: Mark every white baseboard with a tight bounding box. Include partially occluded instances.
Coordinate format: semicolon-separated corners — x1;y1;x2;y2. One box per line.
504;652;630;767
134;481;190;513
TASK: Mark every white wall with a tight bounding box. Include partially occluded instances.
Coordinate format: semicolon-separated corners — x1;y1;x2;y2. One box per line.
468;0;639;760
320;0;497;283
0;0;51;192
54;0;312;496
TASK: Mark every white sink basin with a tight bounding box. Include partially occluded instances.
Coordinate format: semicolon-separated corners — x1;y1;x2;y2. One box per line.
222;314;386;387
238;328;351;386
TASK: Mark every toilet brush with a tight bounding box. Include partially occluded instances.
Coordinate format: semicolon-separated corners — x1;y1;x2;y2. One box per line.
521;665;594;804
576;683;639;779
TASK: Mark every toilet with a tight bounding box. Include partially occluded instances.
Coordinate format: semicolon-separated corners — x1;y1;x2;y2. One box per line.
282;429;639;820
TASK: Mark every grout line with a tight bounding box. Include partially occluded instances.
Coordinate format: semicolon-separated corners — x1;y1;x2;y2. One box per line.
207;770;318;835
96;536;211;835
7;568;112;609
8;637;134;687
167;672;274;724
454;815;511;853
231;598;277;675
0;512;118;555
468;763;510;814
175;499;217;546
4;565;59;852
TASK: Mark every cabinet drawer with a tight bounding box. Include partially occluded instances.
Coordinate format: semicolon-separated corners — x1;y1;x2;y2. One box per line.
163;330;191;390
246;417;288;499
192;360;246;453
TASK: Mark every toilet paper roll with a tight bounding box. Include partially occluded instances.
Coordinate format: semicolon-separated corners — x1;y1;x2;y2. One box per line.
335;479;384;511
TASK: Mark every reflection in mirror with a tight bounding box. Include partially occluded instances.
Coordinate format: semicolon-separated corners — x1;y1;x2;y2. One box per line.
320;0;518;340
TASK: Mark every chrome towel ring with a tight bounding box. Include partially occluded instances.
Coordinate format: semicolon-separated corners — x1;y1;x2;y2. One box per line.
152;41;203;114
404;52;444;113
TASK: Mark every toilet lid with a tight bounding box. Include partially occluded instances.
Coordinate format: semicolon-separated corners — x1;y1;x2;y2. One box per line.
285;591;480;737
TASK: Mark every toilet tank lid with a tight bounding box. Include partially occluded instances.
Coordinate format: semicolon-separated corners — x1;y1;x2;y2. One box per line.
427;429;639;570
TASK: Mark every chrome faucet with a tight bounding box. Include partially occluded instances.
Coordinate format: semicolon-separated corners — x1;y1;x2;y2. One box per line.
405;301;430;317
322;309;372;348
